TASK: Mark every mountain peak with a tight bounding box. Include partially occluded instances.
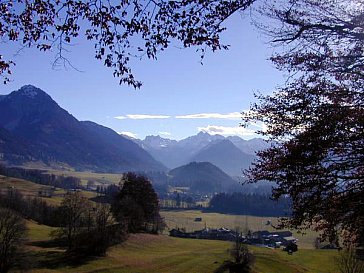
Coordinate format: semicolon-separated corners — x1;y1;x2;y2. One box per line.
197;131;210;136
169;161;236;193
144;135;177;148
17;85;48;99
191;138;255;176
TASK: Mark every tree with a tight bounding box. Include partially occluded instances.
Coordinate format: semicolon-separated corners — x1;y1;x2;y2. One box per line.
244;0;364;246
0;0;255;86
229;231;255;273
56;191;92;250
55;192;124;256
74;202;124;256
0;207;27;273
337;247;364;273
111;172;163;233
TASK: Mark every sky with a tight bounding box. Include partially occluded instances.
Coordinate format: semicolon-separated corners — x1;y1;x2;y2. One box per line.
0;12;284;140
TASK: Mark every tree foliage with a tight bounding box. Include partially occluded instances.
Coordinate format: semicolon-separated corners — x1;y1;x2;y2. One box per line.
56;191;92;249
0;165;82;190
230;232;255;272
55;191;124;255
208;192;290;217
0;188;59;227
0;0;255;86
111;172;163;233
337;246;364;273
0;207;27;273
244;0;364;245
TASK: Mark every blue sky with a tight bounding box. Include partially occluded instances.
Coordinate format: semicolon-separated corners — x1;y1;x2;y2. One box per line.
0;13;283;140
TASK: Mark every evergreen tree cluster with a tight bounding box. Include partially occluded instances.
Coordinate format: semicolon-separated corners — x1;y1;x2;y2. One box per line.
208;192;291;217
0;165;82;189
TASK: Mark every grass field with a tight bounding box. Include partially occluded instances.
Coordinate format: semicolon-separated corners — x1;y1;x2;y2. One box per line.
9;162;122;185
0;175;68;205
26;220;56;242
1;174;339;272
161;210;319;249
22;223;339;273
44;170;122;186
251;246;339;273
1;175;319;248
0;175;98;205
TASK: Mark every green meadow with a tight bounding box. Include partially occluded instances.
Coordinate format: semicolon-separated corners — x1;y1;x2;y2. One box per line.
1;175;340;272
0;174;98;205
161;209;319;249
23;224;339;273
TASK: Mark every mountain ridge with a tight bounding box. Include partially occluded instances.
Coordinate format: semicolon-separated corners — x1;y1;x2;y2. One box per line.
190;139;255;176
0;85;166;173
131;132;268;172
168;161;239;193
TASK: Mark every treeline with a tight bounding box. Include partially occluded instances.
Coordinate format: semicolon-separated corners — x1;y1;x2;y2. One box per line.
96;183;120;197
0;172;164;258
0;165;82;189
0;188;124;256
0;188;59;226
207;193;291;217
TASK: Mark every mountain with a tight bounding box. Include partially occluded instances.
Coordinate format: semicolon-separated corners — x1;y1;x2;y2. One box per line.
227;136;269;155
133;132;268;170
177;131;225;151
0;126;34;164
0;85;166;172
137;135;184;169
143;135;178;149
190;139;255;176
137;132;227;169
168;162;239;193
80;121;166;172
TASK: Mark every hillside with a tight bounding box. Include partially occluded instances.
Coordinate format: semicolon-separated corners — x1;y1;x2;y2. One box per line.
23;223;338;273
137;132;226;169
168;161;239;193
190;139;255;176
227;136;269;155
135;132;267;171
0;85;166;173
0;127;34;164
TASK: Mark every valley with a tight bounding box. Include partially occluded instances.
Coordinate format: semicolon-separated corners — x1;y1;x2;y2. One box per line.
0;85;353;273
0;172;340;272
21;210;339;273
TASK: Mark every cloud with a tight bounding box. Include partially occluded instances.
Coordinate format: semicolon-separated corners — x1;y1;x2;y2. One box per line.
158;131;172;136
198;125;256;137
114;114;171;120
175;112;241;120
127;114;171;119
115;112;244;120
114;116;127;120
247;121;268;132
119;131;138;138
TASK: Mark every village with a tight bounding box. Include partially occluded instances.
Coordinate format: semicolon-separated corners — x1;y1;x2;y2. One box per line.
169;226;298;253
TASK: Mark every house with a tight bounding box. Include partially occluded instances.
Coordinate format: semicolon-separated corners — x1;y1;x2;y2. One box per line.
169;227;296;248
252;230;271;239
274;231;293;238
169;228;189;238
250;230;296;248
169;227;241;242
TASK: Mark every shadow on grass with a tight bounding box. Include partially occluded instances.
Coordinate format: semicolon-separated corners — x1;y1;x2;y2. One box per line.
28;238;66;248
213;261;252;273
26;240;102;271
213;260;231;273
